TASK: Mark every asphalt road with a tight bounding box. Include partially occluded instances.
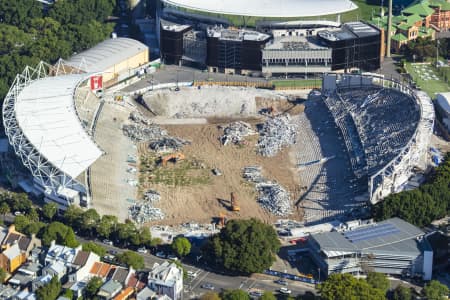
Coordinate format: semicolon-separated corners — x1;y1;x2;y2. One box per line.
77;237;316;298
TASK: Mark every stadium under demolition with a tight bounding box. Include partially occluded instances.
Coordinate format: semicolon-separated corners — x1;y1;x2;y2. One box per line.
1;58;435;226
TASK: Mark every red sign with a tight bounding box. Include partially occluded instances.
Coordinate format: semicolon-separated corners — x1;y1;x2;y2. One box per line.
90;75;103;91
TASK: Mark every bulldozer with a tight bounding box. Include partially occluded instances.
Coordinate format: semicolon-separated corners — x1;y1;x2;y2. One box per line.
159;152;185;166
230;192;240;212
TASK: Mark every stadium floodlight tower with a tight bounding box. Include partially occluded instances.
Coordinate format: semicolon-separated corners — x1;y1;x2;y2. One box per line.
2;61;103;210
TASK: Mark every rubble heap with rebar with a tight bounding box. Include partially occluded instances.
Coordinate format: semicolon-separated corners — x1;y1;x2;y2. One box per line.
257;114;298;157
129;189;165;223
242;166;292;216
220;121;256;145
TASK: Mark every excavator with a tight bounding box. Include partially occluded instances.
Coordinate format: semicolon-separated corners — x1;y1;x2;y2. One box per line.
160;152;185;166
230;192;240;212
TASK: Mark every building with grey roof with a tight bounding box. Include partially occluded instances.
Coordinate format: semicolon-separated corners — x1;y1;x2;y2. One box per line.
97;280;122;300
148;261;183;300
64;37;149;83
308;218;433;280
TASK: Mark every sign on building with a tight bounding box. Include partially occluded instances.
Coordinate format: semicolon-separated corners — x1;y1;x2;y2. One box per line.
90;75;103;91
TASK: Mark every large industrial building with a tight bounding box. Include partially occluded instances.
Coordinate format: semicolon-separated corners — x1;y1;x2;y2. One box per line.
65;37;149;83
156;0;382;76
308;218;433;280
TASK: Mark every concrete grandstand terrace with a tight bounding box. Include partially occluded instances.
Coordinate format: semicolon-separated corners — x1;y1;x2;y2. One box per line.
88;101;137;221
294;96;366;224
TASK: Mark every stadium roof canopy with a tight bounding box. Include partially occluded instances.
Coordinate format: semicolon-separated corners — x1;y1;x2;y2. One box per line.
15;74;102;179
65;37;148;73
161;0;358;17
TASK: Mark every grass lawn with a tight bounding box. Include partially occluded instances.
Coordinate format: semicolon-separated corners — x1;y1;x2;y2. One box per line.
271;79;322;88
404;63;450;98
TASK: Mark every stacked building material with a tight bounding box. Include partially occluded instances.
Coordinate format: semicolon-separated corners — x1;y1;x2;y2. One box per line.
129;111;151;125
257;115;298;156
256;182;292;216
129;203;165;223
220;121;255;145
122;123;168;142
242;166;264;183
143;189;161;203
149;137;190;152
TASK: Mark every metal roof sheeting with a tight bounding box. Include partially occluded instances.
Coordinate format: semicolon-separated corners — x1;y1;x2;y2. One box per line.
65;38;148;73
15;74;102;179
162;0;358;18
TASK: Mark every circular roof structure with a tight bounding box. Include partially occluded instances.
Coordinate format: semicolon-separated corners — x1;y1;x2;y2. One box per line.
161;0;358;18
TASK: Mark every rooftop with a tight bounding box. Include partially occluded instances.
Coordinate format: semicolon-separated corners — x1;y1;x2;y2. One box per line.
311;218;429;255
264;36;328;51
161;0;358;17
402;1;435;17
65;37;148;73
207;26;270;42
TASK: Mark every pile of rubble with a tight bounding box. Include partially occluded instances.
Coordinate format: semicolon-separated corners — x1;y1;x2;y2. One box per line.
220;121;256;145
257;115;297;156
256;183;292;216
143;189;161;203
123;111;190;152
242;166;264;183
242;166;292;216
149;137;190;152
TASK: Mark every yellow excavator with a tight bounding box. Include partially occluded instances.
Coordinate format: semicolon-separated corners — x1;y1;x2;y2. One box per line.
160;152;185;166
230;192;240;212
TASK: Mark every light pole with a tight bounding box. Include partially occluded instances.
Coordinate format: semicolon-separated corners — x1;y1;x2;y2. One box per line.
318;267;321;282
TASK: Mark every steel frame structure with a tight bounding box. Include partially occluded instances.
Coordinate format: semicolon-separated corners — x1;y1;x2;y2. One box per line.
2;61;89;198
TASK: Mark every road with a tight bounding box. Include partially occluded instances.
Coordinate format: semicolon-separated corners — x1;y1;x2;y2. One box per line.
77;237;316;298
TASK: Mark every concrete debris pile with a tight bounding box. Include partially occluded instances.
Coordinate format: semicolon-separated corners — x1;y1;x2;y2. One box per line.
129;203;165;223
257;115;297;156
124;112;190;151
220;121;256;145
256;183;292;216
149;137;190;152
242;166;264;183
144;189;161;203
242;166;292;216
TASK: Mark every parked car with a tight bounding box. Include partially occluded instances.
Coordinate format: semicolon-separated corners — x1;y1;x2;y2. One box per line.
187;271;197;278
275;279;288;286
108;249;118;255
167;254;178;260
201;283;215;290
279;288;292;295
103;239;113;246
249;291;263;297
156;252;166;258
137;247;147;254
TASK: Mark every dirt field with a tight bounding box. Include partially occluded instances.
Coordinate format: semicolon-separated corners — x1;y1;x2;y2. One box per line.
138;98;307;225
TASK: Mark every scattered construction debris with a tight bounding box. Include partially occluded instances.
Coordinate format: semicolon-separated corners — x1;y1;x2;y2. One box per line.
129;189;165;223
242;166;292;216
122;123;167;142
212;168;222;176
220;121;256;145
149;137;190;152
257;115;297;157
144;189;161;203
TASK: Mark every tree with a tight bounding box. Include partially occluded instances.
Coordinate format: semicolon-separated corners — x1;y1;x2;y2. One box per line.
171;237;191;258
0;268;6;283
203;218;280;274
79;208;100;236
85;276;103;299
40;222;79;247
261;291;276;300
42;203;57;221
393;285;412;300
318;273;386;300
97;215;118;239
26;207;39;222
23;221;46;236
36;275;61;300
62;288;73;300
0;203;10;216
423;280;449;300
63;205;83;228
139;227;152;247
116;250;144;269
366;272;390;295
82;242;106;257
200;292;221;300
14;215;31;232
221;289;250;300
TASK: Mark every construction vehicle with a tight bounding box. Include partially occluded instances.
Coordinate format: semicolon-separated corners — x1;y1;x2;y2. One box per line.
218;212;227;227
230;192;240;212
160;152;185;166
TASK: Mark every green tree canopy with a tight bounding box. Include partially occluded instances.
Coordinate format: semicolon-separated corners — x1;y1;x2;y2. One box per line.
42;202;58;221
393;285;412;300
200;292;221;300
36;275;61;300
366;272;390;295
221;289;250;300
423;280;449;300
0;268;6;283
116;250;144;269
203;218;280;274
82;242;106;257
171;236;191;258
261;291;276;300
97;215;118;239
318;273;386;300
40;221;79;247
85;276;103;299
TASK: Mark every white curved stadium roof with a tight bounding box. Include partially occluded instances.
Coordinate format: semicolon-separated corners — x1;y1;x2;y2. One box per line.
15;74;102;179
162;0;358;17
65;37;148;73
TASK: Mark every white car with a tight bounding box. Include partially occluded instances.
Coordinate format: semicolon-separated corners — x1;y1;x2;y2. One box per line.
167;254;178;260
279;288;292;295
187;271;197;278
137;247;147;254
102;239;113;246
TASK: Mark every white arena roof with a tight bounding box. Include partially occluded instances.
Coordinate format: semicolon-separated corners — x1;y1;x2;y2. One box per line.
15;74;102;179
65;37;148;73
161;0;358;17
